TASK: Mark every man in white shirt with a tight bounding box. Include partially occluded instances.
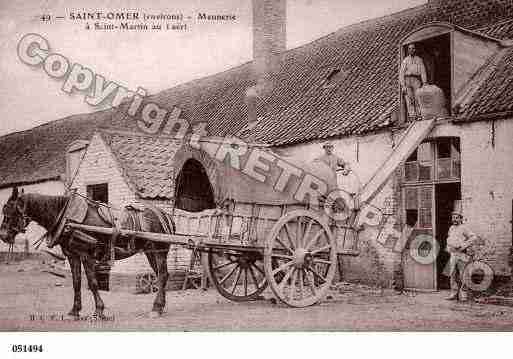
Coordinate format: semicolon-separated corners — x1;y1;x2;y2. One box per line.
315;142;349;174
400;43;427;118
445;201;477;301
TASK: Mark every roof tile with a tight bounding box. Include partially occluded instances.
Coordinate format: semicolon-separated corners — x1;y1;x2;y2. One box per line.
2;1;513;187
99;131;180;199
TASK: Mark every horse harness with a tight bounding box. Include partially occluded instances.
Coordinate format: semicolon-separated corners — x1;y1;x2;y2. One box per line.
46;193;174;261
45;193;121;263
5;196;30;234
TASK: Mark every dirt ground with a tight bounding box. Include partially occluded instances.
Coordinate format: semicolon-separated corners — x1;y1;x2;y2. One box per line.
1;259;513;331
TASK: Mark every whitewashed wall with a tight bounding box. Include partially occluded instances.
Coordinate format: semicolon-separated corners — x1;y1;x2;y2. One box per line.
278;130;403;285
279;118;513;283
71;133;191;276
71;133;138;213
459;119;513;276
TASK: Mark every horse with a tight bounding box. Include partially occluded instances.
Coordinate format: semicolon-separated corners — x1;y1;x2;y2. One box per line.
0;187;174;319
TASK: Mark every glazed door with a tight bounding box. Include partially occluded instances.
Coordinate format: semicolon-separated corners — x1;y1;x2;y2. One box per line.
402;185;437;291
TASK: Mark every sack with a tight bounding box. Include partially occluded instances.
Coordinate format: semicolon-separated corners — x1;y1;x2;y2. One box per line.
416;84;448;119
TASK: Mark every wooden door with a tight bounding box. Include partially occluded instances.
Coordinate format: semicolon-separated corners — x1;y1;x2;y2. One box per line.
402;185;437;291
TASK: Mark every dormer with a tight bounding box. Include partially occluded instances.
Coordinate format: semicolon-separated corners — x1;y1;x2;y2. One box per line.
399;22;503;123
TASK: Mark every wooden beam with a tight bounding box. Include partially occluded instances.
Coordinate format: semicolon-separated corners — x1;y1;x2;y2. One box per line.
360;118;437;205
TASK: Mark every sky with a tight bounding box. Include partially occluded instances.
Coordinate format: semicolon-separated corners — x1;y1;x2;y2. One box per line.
0;0;426;136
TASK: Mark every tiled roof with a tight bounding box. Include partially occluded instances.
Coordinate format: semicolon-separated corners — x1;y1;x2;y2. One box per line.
110;0;513;146
0;109;114;188
99;131;181;199
478;18;513;39
1;0;513;187
461;46;513;119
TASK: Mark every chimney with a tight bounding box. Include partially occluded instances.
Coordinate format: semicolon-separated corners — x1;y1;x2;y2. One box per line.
245;0;286;123
252;0;286;82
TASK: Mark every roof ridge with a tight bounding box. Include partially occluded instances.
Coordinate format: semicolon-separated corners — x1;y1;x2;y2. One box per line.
96;126;184;143
1;2;430;139
0;107;113;139
149;3;429;100
476;17;513;31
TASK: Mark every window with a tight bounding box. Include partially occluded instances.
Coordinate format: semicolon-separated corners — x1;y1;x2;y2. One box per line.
404;186;432;229
404;138;460;182
437;139;451;158
436;138;460;180
418;142;433;181
86;183;108;204
404;142;433;182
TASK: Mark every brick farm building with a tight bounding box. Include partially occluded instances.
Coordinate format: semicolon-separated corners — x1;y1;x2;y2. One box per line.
1;0;513;291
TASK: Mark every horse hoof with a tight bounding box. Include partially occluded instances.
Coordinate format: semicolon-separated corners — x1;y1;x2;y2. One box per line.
149;311;162;319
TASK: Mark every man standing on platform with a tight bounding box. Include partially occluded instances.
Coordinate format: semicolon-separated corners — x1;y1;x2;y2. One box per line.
400;43;427;119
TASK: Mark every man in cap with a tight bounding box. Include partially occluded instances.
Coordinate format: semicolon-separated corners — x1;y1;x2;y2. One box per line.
316;142;349;173
314;142;354;221
445;200;477;301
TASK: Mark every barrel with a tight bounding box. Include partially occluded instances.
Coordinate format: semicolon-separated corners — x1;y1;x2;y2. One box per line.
94;261;112;291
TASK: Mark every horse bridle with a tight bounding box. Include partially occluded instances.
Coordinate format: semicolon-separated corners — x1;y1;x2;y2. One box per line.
5;197;30;234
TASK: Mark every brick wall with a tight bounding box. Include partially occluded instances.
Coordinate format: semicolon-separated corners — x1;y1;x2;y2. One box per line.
458;118;513;276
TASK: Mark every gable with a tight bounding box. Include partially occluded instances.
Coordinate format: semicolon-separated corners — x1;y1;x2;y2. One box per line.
71;133;136;209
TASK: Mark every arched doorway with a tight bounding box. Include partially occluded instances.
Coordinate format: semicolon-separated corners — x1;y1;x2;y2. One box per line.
174;159;215;212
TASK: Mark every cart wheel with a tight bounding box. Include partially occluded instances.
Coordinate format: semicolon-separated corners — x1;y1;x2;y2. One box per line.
264;210;337;307
208;250;268;302
136;272;159;294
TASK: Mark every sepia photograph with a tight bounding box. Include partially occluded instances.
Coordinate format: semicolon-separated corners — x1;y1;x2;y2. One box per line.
1;0;513;355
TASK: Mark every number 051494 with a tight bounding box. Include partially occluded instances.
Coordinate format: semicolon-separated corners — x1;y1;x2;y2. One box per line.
11;344;43;352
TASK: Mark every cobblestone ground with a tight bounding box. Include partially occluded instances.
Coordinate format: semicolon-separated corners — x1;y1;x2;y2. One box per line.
1;260;513;331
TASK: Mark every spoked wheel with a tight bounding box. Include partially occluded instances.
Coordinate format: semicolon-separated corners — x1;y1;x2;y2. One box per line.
208;250;268;302
264;210;337;307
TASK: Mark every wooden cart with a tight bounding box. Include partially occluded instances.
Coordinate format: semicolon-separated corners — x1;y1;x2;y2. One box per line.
64;120;435;307
67;198;359;308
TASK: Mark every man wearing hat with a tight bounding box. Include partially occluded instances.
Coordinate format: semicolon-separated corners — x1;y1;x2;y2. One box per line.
445;200;477;301
316;142;349;173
